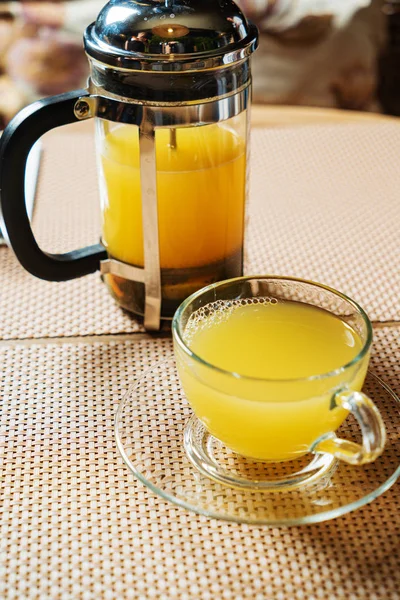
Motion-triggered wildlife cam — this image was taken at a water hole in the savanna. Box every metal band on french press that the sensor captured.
[76,86,250,126]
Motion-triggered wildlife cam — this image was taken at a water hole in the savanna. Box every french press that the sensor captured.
[0,0,258,330]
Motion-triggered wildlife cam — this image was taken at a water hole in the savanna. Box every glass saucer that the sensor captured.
[115,358,400,525]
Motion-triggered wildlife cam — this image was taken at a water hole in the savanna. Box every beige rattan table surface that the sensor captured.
[0,108,399,599]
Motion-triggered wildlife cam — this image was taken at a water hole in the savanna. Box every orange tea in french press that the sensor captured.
[0,0,258,330]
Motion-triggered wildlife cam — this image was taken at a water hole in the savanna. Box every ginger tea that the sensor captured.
[98,122,246,316]
[175,299,368,460]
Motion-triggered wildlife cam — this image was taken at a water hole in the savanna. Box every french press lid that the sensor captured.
[84,0,258,71]
[84,0,258,102]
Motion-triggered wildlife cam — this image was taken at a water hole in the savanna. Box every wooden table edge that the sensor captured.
[41,104,400,138]
[251,104,400,127]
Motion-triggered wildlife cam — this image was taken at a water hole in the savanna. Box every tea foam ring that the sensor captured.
[183,296,278,345]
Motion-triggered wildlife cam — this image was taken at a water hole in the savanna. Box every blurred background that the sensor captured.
[0,0,398,129]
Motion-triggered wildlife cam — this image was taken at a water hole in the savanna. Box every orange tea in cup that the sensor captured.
[178,298,366,461]
[173,276,385,480]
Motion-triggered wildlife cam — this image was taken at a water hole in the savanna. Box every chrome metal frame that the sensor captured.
[80,86,250,330]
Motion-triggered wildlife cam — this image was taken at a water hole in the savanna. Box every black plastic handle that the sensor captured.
[0,89,107,281]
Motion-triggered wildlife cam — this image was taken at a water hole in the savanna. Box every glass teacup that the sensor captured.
[172,276,386,489]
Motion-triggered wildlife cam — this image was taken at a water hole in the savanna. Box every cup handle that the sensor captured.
[311,390,386,465]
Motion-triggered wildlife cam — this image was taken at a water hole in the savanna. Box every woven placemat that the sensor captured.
[0,326,399,600]
[1,121,399,340]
